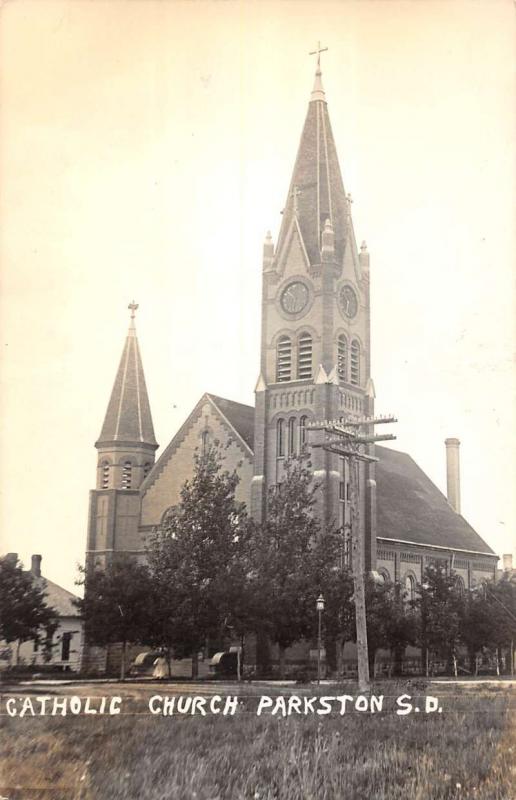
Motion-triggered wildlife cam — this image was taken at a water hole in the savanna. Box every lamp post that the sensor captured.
[316,593,325,685]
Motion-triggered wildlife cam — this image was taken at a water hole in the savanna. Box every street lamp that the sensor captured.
[316,593,325,685]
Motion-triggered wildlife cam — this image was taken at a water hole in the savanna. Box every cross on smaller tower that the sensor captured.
[309,41,328,70]
[128,301,139,320]
[290,185,302,216]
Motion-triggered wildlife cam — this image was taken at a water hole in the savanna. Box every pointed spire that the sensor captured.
[96,304,158,449]
[274,50,350,269]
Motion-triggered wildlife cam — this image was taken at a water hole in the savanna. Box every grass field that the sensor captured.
[0,681,514,799]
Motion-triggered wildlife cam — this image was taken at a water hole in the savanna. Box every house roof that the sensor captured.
[218,399,495,556]
[29,576,81,618]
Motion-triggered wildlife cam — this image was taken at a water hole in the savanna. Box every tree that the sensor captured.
[370,579,418,677]
[0,556,57,664]
[415,564,465,676]
[248,456,323,678]
[76,557,153,679]
[147,443,251,678]
[307,532,355,675]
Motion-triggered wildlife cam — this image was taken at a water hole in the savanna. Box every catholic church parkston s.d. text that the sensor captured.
[85,57,497,674]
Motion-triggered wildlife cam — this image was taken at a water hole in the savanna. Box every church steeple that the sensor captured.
[252,50,374,569]
[96,302,157,450]
[274,46,350,269]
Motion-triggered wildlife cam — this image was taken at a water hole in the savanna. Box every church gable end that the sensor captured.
[140,394,253,528]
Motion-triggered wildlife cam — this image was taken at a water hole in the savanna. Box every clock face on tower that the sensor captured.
[339,285,358,319]
[280,281,309,315]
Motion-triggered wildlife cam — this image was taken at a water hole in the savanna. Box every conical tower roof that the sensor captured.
[96,303,158,449]
[275,56,350,267]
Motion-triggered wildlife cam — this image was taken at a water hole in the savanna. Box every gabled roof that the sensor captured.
[27,576,81,618]
[375,445,495,555]
[206,394,255,450]
[140,393,254,495]
[274,65,351,268]
[97,317,157,449]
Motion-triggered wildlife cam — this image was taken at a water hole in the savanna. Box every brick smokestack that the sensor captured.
[445,438,461,514]
[31,554,42,578]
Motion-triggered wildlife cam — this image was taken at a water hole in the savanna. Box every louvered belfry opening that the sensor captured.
[297,333,312,379]
[121,460,132,489]
[337,334,348,383]
[276,336,292,382]
[350,340,360,386]
[101,461,110,489]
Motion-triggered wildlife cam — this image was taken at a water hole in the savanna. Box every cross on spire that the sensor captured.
[128,300,139,320]
[309,41,328,71]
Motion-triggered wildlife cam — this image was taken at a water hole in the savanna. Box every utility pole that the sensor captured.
[309,414,397,692]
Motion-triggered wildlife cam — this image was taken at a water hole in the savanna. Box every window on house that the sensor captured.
[297,333,313,379]
[61,632,72,662]
[350,340,360,386]
[299,415,308,451]
[288,417,296,456]
[121,461,132,489]
[276,336,292,382]
[337,334,348,383]
[101,461,110,489]
[277,419,285,457]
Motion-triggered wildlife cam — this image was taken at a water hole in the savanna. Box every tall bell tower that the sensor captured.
[86,303,158,567]
[251,50,377,569]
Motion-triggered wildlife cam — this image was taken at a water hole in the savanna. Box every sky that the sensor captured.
[0,0,514,593]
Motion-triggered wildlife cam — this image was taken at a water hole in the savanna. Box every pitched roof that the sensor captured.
[274,65,351,268]
[26,575,81,618]
[212,398,494,556]
[375,445,495,555]
[207,394,255,450]
[96,319,157,449]
[140,393,254,495]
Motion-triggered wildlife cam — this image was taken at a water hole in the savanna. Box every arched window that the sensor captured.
[404,573,416,602]
[455,575,465,595]
[378,568,391,584]
[277,419,285,457]
[337,334,348,383]
[101,461,110,489]
[299,415,308,451]
[350,340,360,386]
[201,430,209,456]
[276,336,292,382]
[297,332,312,380]
[121,461,132,489]
[288,417,296,456]
[143,462,152,479]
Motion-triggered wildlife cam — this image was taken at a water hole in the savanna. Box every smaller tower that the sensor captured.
[86,304,158,566]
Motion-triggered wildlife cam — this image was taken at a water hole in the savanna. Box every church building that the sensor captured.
[86,58,497,654]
